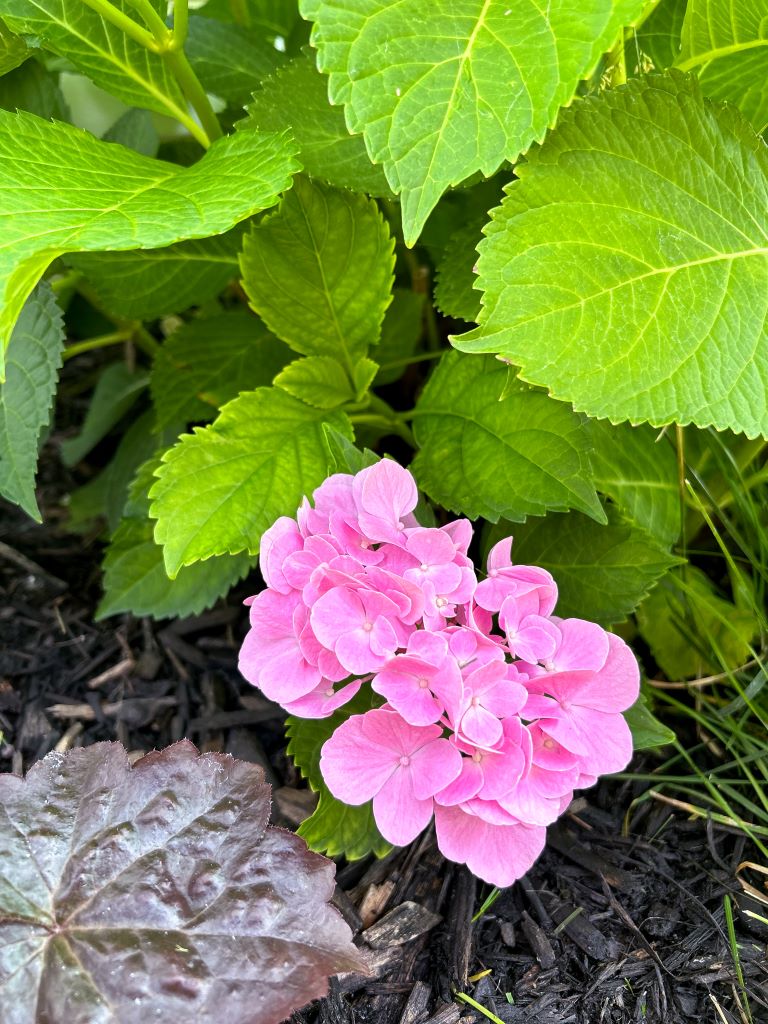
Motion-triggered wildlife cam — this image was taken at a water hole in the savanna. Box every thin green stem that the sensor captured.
[377,350,443,373]
[81,0,160,50]
[125,0,172,40]
[348,413,415,447]
[62,331,133,361]
[170,0,189,47]
[629,0,665,32]
[455,992,506,1024]
[164,48,222,144]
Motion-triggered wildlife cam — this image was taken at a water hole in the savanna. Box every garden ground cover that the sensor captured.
[1,434,765,1024]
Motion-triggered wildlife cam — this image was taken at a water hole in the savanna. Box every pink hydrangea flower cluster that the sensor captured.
[239,461,640,887]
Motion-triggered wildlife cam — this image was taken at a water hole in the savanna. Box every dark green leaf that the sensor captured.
[186,15,283,105]
[61,363,148,467]
[0,285,63,519]
[492,507,681,624]
[412,352,604,523]
[287,691,391,860]
[102,108,158,157]
[625,691,676,748]
[0,59,68,119]
[150,311,291,428]
[374,289,424,385]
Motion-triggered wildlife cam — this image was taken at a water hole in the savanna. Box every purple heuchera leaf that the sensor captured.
[0,740,365,1024]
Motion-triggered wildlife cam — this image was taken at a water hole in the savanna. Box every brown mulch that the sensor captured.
[2,493,767,1024]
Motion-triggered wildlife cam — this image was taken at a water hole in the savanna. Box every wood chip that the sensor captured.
[359,880,396,929]
[521,910,555,969]
[422,1006,461,1024]
[363,901,443,949]
[86,657,134,689]
[398,980,431,1024]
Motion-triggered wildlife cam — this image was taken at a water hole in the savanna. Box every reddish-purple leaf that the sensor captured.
[0,740,366,1024]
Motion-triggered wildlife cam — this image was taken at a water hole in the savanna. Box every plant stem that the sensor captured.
[81,0,159,50]
[377,350,443,373]
[348,413,415,447]
[164,47,223,144]
[228,0,251,27]
[125,0,173,42]
[170,0,189,47]
[62,331,133,361]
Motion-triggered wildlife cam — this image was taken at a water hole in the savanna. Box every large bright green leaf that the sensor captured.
[149,387,350,575]
[274,355,369,409]
[0,285,63,520]
[245,53,392,196]
[589,421,681,547]
[301,0,646,244]
[490,507,681,624]
[60,364,148,467]
[240,175,394,374]
[151,312,291,428]
[456,75,768,439]
[0,111,298,377]
[677,0,768,132]
[97,457,254,620]
[69,229,244,321]
[0,0,187,125]
[0,17,27,74]
[286,691,391,861]
[412,352,603,524]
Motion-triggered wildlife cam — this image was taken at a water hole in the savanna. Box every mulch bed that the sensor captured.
[2,490,767,1024]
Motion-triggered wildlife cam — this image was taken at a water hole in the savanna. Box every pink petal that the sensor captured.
[549,617,610,673]
[259,516,303,593]
[373,769,434,846]
[410,738,463,799]
[459,702,503,749]
[353,460,418,544]
[282,677,362,719]
[320,716,397,804]
[434,804,547,887]
[434,758,483,805]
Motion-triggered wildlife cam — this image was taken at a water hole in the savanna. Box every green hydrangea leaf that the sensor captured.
[274,356,356,409]
[102,108,158,157]
[0,285,63,520]
[97,515,254,619]
[97,456,254,620]
[455,74,768,438]
[374,289,424,386]
[69,228,244,322]
[491,507,682,624]
[150,312,291,429]
[677,0,768,132]
[150,387,350,575]
[412,351,604,524]
[186,15,283,105]
[633,0,685,69]
[61,363,148,467]
[244,53,392,196]
[589,421,681,547]
[0,59,68,119]
[0,112,298,377]
[0,17,28,74]
[636,566,759,679]
[322,424,378,475]
[301,0,646,244]
[0,0,187,124]
[625,690,676,748]
[286,692,391,861]
[434,213,486,323]
[240,176,395,375]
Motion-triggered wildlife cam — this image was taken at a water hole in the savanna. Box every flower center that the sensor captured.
[543,737,555,750]
[398,755,410,767]
[325,687,335,697]
[470,696,480,707]
[362,621,373,633]
[417,676,430,689]
[396,521,405,531]
[472,751,483,763]
[435,597,447,608]
[420,563,429,572]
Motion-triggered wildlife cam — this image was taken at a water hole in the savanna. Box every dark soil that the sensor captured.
[2,473,767,1024]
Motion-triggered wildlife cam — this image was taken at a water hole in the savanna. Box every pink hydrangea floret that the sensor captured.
[239,460,640,887]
